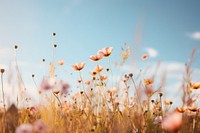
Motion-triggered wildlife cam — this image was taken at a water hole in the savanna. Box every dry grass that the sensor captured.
[0,42,200,133]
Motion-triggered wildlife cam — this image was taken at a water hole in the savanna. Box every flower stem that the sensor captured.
[1,72,7,131]
[108,57,113,88]
[130,76,142,110]
[79,71,91,104]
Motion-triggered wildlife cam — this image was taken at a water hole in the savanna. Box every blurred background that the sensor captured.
[0,0,200,107]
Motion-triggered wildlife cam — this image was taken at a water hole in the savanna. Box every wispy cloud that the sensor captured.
[188,32,200,40]
[145,47,158,58]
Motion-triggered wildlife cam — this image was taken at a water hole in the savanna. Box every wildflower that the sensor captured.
[15,124,33,133]
[141,54,149,60]
[188,106,199,112]
[14,44,18,49]
[161,112,182,132]
[144,86,154,96]
[52,32,56,36]
[90,70,98,77]
[85,81,91,85]
[110,87,118,94]
[33,119,47,133]
[144,78,153,85]
[72,92,81,99]
[53,89,60,94]
[94,65,104,72]
[58,60,64,66]
[28,106,38,116]
[176,107,187,113]
[165,100,173,105]
[61,81,70,94]
[90,55,103,61]
[100,75,107,81]
[121,45,130,63]
[129,73,133,77]
[72,62,86,71]
[40,78,55,90]
[77,78,82,83]
[98,47,113,57]
[53,44,57,48]
[153,116,162,124]
[0,68,5,74]
[159,93,163,97]
[190,82,200,89]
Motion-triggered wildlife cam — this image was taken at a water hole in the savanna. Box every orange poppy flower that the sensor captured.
[90,55,103,61]
[98,47,113,57]
[144,78,154,85]
[176,107,187,113]
[190,82,200,89]
[58,60,64,66]
[72,62,86,71]
[141,54,149,60]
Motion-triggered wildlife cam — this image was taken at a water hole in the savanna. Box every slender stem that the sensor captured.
[14,50,26,103]
[52,92,63,115]
[193,112,197,133]
[108,57,113,88]
[130,77,142,110]
[50,47,55,78]
[1,73,7,132]
[1,73,6,113]
[160,96,163,116]
[79,71,91,104]
[32,77,38,89]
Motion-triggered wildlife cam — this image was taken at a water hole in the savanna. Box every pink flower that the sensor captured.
[28,106,38,116]
[98,47,113,57]
[60,81,70,94]
[153,116,162,124]
[15,124,33,133]
[40,78,56,91]
[72,62,86,71]
[141,54,149,60]
[53,88,60,94]
[100,75,107,81]
[162,111,182,131]
[94,65,104,72]
[58,60,64,66]
[90,55,103,61]
[33,119,47,133]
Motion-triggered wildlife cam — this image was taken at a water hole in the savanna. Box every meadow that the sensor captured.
[0,33,200,133]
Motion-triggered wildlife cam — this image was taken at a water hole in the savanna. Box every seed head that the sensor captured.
[129,73,133,77]
[14,45,18,49]
[53,44,57,48]
[0,68,5,74]
[52,32,56,36]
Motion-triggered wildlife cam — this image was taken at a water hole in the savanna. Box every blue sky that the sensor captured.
[0,0,200,106]
[0,0,200,64]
